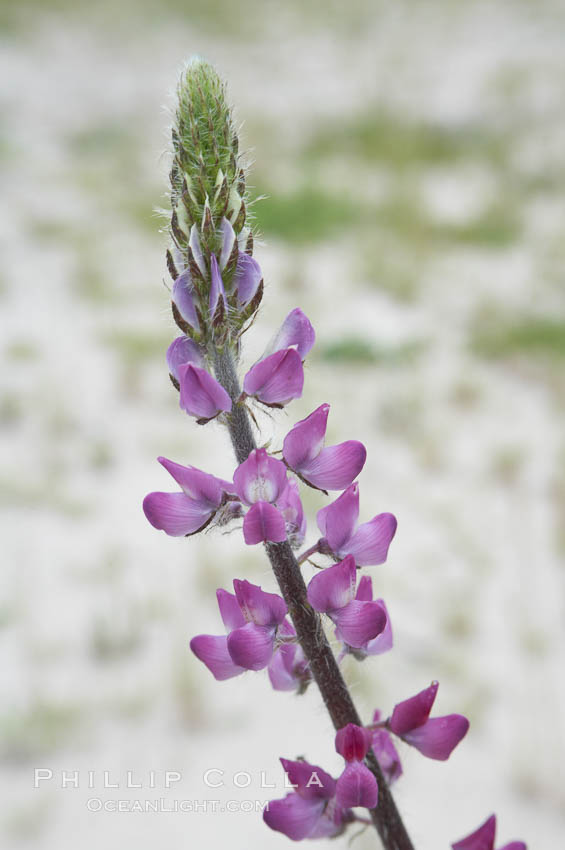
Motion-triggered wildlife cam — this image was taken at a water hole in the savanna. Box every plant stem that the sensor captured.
[213,346,415,850]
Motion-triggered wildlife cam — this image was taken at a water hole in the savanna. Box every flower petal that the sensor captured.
[355,575,373,602]
[209,254,227,317]
[266,307,316,359]
[172,271,200,331]
[227,622,276,670]
[341,512,397,566]
[268,645,300,692]
[189,634,245,680]
[263,793,324,841]
[142,491,213,536]
[364,599,393,655]
[300,441,367,491]
[233,448,288,505]
[336,762,378,810]
[402,714,470,761]
[335,724,371,762]
[333,600,387,649]
[283,404,329,469]
[451,814,496,850]
[216,588,246,631]
[276,479,306,546]
[243,348,304,406]
[232,579,287,626]
[499,844,527,850]
[219,216,236,270]
[189,224,206,277]
[316,484,359,553]
[166,336,204,381]
[280,758,336,801]
[235,252,262,306]
[157,456,232,505]
[307,555,357,614]
[178,363,232,420]
[309,800,348,839]
[372,729,402,785]
[389,681,439,735]
[243,502,287,544]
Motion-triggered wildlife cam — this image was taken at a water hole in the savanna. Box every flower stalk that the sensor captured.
[213,345,414,850]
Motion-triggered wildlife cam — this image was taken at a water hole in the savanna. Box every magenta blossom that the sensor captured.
[370,710,402,785]
[178,362,232,422]
[316,483,397,567]
[268,620,311,693]
[190,579,287,677]
[347,576,393,658]
[307,555,387,649]
[243,347,304,407]
[233,448,289,544]
[143,457,236,537]
[283,403,366,491]
[387,681,469,761]
[243,308,315,407]
[264,758,351,841]
[166,335,204,383]
[335,724,378,809]
[452,814,526,850]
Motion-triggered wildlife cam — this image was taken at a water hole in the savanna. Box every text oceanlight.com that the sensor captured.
[85,799,269,813]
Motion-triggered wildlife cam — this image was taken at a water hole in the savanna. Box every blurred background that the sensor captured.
[1,0,564,847]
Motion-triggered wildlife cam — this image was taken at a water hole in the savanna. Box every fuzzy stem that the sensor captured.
[214,345,415,850]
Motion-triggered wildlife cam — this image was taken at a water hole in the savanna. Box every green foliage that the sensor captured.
[472,317,565,359]
[319,337,425,365]
[254,187,359,242]
[305,109,508,169]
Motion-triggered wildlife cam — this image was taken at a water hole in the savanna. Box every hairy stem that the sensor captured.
[214,346,415,850]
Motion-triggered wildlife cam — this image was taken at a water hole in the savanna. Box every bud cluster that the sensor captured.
[167,59,262,353]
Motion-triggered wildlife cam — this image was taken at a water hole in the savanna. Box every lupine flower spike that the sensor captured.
[142,59,525,850]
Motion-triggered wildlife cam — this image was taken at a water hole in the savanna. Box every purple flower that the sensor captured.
[243,348,304,407]
[227,579,288,670]
[178,362,232,422]
[233,448,289,544]
[283,404,366,491]
[276,479,306,548]
[334,724,378,809]
[242,308,315,407]
[268,620,311,692]
[219,216,263,306]
[172,270,200,332]
[190,580,287,678]
[387,681,470,761]
[306,555,387,649]
[452,814,526,850]
[348,576,393,657]
[370,710,402,785]
[234,252,262,306]
[143,456,235,537]
[264,758,350,841]
[166,335,204,383]
[316,483,397,567]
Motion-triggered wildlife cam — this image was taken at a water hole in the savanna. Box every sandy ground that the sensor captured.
[1,1,564,847]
